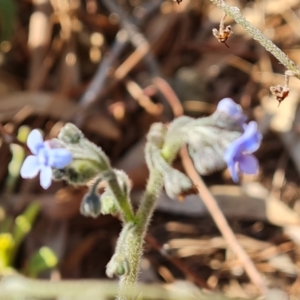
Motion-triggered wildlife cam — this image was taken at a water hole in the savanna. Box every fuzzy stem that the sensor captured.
[116,227,141,300]
[106,171,135,223]
[117,169,164,300]
[107,223,134,279]
[210,0,300,79]
[136,169,164,231]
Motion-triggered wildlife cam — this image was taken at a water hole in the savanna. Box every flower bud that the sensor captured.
[161,116,194,162]
[114,169,132,196]
[58,123,84,144]
[163,168,194,200]
[106,254,130,278]
[146,123,167,149]
[80,192,101,218]
[100,189,119,215]
[53,159,103,185]
[215,98,247,125]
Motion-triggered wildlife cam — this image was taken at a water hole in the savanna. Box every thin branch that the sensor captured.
[210,0,300,79]
[180,147,268,296]
[145,234,209,289]
[79,0,163,107]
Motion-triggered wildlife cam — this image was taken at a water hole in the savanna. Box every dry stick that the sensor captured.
[210,0,300,80]
[27,0,53,90]
[269,151,288,198]
[101,0,160,76]
[76,40,153,125]
[152,77,184,118]
[100,0,173,118]
[180,147,268,296]
[50,0,80,95]
[75,1,166,127]
[145,234,209,289]
[30,36,65,91]
[125,79,163,115]
[79,34,126,107]
[78,0,163,107]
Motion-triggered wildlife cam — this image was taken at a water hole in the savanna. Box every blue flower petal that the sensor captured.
[228,160,239,183]
[217,98,247,124]
[238,154,259,174]
[240,122,262,153]
[47,148,73,169]
[20,156,41,178]
[39,165,52,189]
[224,120,261,182]
[224,141,239,166]
[27,129,44,155]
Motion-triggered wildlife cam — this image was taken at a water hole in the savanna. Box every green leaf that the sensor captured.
[5,126,30,193]
[26,247,58,278]
[12,201,40,249]
[0,0,16,42]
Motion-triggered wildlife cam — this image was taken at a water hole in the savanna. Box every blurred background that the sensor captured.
[1,0,300,299]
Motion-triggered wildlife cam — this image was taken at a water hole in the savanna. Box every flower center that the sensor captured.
[37,148,49,166]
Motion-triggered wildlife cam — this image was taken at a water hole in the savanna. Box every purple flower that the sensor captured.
[20,130,73,189]
[216,98,247,125]
[224,121,262,182]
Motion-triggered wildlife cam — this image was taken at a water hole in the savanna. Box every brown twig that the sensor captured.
[152,77,184,118]
[125,79,163,116]
[269,151,288,199]
[78,0,163,107]
[30,36,65,91]
[75,0,170,127]
[180,147,268,296]
[78,35,126,107]
[27,0,53,90]
[145,234,209,289]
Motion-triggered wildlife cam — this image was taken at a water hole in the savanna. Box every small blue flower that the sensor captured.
[216,98,247,125]
[224,121,262,182]
[20,129,73,189]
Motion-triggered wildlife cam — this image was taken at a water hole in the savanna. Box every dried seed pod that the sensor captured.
[212,25,233,48]
[212,13,233,48]
[270,85,290,107]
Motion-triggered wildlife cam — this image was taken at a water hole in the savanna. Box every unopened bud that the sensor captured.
[164,169,194,200]
[54,160,103,185]
[114,169,132,196]
[106,254,130,278]
[146,123,167,149]
[80,192,101,218]
[100,190,119,215]
[58,123,84,144]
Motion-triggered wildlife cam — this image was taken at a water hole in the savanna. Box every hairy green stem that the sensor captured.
[116,227,142,300]
[117,169,164,300]
[107,223,133,279]
[211,0,300,79]
[136,169,164,231]
[107,172,135,223]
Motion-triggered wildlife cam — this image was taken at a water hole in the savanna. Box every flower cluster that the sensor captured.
[217,98,262,182]
[20,99,261,191]
[20,130,73,189]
